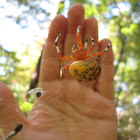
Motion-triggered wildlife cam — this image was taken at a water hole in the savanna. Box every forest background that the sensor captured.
[0,0,140,139]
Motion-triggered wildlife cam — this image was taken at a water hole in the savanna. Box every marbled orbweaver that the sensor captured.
[55,25,110,82]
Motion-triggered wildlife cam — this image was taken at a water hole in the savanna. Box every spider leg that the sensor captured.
[85,41,111,59]
[61,60,75,71]
[71,44,76,52]
[55,33,72,60]
[84,39,88,54]
[86,36,94,54]
[77,25,83,51]
[95,55,100,62]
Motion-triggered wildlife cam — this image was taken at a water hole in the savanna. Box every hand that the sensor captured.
[0,4,117,140]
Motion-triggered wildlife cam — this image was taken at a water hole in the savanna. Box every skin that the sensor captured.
[0,4,117,140]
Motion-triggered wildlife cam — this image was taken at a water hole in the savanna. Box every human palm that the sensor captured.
[0,4,117,140]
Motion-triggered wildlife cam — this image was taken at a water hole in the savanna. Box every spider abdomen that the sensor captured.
[69,60,101,82]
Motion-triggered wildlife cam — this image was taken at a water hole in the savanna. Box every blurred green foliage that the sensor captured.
[0,0,140,139]
[19,101,33,115]
[57,0,65,14]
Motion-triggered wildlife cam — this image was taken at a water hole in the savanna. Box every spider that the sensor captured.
[55,25,111,82]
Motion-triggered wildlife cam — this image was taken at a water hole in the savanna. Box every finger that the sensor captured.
[80,17,99,88]
[63,4,85,79]
[95,39,115,101]
[39,15,67,82]
[0,82,28,136]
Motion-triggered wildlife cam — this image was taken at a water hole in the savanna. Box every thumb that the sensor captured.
[0,82,28,136]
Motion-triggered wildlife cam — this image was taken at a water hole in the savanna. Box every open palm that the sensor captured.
[0,4,117,140]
